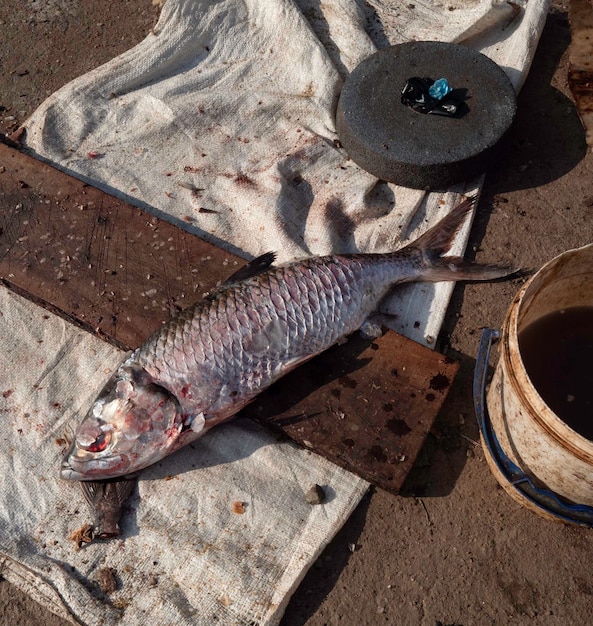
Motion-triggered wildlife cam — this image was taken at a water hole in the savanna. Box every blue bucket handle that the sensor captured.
[473,328,593,527]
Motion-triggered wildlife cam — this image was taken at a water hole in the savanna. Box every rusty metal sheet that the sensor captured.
[569,0,593,148]
[0,140,458,493]
[245,330,458,494]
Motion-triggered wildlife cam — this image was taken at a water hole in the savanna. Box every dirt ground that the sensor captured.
[1,0,593,624]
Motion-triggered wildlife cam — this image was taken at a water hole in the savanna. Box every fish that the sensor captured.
[61,196,513,481]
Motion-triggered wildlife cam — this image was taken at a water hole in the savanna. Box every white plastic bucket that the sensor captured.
[475,244,593,525]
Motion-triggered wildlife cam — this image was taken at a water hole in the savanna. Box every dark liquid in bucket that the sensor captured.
[518,306,593,441]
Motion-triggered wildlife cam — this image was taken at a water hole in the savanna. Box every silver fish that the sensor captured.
[61,197,512,480]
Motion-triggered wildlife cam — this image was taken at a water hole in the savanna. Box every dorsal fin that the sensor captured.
[402,196,476,257]
[224,252,276,284]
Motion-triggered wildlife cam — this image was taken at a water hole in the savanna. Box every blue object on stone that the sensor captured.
[428,78,452,100]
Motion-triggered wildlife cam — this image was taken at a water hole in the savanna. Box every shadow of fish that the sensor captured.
[61,196,514,480]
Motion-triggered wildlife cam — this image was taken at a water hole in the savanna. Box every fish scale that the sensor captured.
[62,197,514,480]
[138,256,380,414]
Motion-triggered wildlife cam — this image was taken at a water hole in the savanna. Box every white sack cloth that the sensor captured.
[0,286,368,625]
[2,1,549,624]
[24,0,550,347]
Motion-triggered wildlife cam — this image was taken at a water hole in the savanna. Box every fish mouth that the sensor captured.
[60,462,88,481]
[60,454,131,481]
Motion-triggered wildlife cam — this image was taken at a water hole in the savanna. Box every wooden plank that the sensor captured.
[0,141,240,349]
[0,141,457,493]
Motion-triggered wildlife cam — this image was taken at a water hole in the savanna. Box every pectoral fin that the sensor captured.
[224,252,276,284]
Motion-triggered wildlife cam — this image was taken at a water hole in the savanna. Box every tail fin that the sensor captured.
[403,196,516,282]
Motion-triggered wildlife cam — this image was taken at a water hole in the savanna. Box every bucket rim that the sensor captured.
[503,244,593,462]
[474,330,593,526]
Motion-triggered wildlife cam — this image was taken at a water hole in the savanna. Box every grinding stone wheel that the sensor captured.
[336,41,517,190]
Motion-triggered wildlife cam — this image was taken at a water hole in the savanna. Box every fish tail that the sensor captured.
[403,196,516,281]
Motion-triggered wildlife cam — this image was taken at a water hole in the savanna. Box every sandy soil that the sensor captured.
[1,1,593,624]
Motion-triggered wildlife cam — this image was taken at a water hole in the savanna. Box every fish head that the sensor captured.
[61,365,183,480]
